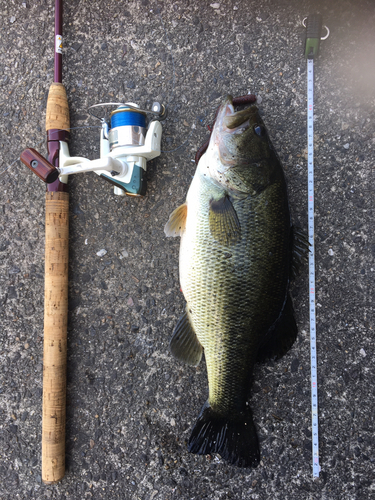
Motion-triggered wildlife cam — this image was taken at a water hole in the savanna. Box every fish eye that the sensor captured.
[253,124,266,137]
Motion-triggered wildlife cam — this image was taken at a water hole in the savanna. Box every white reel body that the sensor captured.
[58,102,163,196]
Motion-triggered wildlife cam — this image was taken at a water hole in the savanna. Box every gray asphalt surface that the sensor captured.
[1,0,374,499]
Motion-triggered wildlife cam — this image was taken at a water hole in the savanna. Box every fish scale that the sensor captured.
[181,168,291,415]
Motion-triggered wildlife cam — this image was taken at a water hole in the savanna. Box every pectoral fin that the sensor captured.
[170,307,203,366]
[209,195,241,246]
[164,203,187,237]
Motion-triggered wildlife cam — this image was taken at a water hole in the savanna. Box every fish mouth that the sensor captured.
[209,96,258,170]
[213,96,256,139]
[210,96,234,144]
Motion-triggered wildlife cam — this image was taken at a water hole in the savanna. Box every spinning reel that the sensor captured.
[21,101,166,196]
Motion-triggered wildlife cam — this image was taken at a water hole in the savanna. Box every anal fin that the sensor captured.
[170,307,203,366]
[257,293,297,362]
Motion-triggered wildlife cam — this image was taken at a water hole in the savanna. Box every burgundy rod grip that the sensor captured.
[20,148,60,184]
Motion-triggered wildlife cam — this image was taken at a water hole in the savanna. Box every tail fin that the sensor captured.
[188,401,260,468]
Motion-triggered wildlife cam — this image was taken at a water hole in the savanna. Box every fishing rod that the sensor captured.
[20,0,165,484]
[23,0,70,484]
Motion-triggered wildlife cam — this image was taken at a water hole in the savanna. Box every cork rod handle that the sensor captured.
[42,191,69,484]
[46,82,70,133]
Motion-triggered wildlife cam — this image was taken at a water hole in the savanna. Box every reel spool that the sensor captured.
[105,104,148,196]
[109,105,147,150]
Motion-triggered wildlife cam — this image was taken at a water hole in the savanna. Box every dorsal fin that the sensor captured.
[257,293,297,362]
[290,226,310,278]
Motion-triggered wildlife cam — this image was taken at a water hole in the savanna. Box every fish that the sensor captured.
[164,95,306,467]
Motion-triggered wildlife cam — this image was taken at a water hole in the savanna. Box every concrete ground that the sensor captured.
[0,0,374,498]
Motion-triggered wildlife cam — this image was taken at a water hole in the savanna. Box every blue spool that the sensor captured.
[110,108,146,129]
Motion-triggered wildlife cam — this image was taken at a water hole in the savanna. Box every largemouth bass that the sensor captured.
[165,95,304,467]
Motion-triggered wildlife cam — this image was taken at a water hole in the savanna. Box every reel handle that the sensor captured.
[20,148,60,184]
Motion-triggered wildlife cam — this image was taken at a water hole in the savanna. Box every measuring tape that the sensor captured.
[307,55,320,478]
[303,14,329,478]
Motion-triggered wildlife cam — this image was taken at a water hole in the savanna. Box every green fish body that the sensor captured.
[165,96,301,467]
